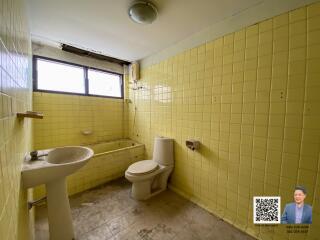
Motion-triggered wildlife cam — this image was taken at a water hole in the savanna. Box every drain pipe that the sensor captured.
[28,196,47,210]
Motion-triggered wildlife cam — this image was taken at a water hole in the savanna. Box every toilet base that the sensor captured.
[131,182,167,200]
[128,167,173,200]
[131,180,151,200]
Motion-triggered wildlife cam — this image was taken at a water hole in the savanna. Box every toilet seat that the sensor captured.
[127,160,158,175]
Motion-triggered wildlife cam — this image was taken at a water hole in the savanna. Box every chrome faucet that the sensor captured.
[30,151,48,161]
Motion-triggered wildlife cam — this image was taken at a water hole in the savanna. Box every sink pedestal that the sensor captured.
[46,177,74,240]
[22,146,94,239]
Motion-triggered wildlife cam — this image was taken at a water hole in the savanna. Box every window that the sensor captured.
[33,56,123,98]
[88,69,122,97]
[37,58,85,94]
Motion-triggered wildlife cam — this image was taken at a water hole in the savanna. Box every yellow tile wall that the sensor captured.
[0,0,33,239]
[32,92,127,198]
[123,73,130,137]
[33,92,126,149]
[128,3,320,240]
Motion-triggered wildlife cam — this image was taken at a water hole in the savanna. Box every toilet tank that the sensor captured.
[153,137,174,166]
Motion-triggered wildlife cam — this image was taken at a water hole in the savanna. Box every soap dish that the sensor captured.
[17,111,44,119]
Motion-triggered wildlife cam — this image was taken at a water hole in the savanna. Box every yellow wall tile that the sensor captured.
[307,43,320,59]
[289,47,306,61]
[259,19,273,33]
[289,7,307,23]
[127,3,320,240]
[246,24,259,37]
[273,38,289,53]
[289,33,307,49]
[33,93,126,150]
[307,15,320,32]
[0,0,33,239]
[289,20,306,36]
[274,13,289,28]
[307,2,320,18]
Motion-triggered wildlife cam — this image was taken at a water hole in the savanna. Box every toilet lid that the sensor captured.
[127,160,158,175]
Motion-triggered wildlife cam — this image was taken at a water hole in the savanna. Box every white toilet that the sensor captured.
[125,137,174,200]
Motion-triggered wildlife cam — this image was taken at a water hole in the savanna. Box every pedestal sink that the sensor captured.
[22,146,94,240]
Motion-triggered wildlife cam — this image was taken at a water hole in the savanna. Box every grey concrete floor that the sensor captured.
[35,178,256,240]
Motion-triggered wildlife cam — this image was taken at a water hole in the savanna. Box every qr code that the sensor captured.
[253,196,281,224]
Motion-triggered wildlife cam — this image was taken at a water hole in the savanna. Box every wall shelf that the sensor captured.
[17,111,44,119]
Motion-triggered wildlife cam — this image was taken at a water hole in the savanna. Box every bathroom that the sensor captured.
[1,0,320,239]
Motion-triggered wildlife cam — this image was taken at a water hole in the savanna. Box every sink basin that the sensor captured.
[21,146,93,240]
[22,146,94,188]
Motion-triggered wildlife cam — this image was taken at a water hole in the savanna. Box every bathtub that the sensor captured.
[33,139,145,199]
[66,139,145,196]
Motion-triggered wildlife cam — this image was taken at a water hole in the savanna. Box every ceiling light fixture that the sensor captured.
[128,1,158,24]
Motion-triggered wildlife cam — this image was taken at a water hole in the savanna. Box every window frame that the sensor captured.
[33,55,124,99]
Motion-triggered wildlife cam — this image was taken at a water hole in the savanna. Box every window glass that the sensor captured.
[88,69,122,97]
[37,58,85,93]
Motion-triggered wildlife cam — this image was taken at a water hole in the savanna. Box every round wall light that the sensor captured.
[128,1,158,24]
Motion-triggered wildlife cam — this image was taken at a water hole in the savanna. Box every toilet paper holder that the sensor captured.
[186,139,200,151]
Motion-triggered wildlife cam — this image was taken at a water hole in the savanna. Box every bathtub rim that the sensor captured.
[85,139,144,157]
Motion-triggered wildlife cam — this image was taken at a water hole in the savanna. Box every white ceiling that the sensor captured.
[26,0,263,62]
